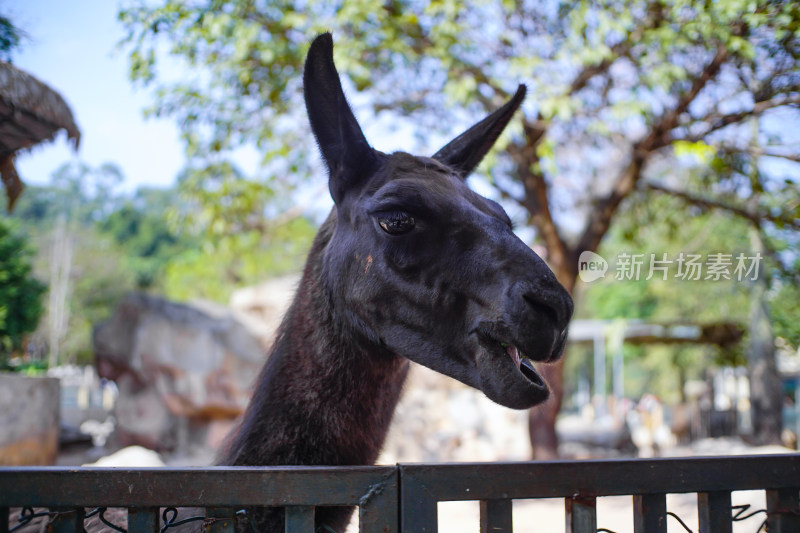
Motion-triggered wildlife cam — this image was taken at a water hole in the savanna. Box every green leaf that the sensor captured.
[673,141,717,164]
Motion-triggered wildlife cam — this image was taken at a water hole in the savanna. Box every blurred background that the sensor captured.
[0,0,798,472]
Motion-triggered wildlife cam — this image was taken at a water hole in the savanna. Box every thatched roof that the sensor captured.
[0,61,80,209]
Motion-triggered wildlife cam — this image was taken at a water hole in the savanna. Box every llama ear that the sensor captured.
[433,85,527,179]
[304,33,381,204]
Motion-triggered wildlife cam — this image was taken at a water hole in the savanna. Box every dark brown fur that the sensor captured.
[217,33,572,532]
[220,215,409,531]
[7,32,574,533]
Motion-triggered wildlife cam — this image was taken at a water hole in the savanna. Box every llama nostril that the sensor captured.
[523,294,561,328]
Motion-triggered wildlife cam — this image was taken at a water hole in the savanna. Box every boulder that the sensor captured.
[378,364,532,464]
[93,293,266,452]
[0,374,60,465]
[229,275,299,348]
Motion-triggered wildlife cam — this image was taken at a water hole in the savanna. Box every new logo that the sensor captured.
[578,251,608,283]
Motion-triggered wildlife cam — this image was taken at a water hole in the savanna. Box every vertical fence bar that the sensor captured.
[633,494,666,533]
[207,507,236,533]
[50,507,85,533]
[479,499,512,533]
[285,506,315,533]
[128,507,160,533]
[766,488,800,533]
[1,507,8,533]
[359,471,399,533]
[697,491,731,533]
[400,469,438,533]
[566,496,597,533]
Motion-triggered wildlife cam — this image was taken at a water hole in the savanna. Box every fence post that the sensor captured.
[633,494,666,533]
[766,488,800,533]
[128,507,160,533]
[697,491,731,533]
[400,467,438,533]
[566,496,597,533]
[50,507,85,533]
[285,506,315,533]
[480,499,512,533]
[359,469,399,533]
[207,507,236,533]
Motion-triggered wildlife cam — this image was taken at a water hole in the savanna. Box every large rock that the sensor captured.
[229,275,299,348]
[379,364,532,464]
[0,374,60,465]
[93,293,266,452]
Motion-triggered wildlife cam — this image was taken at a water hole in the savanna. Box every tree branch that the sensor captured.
[576,154,647,256]
[717,144,800,164]
[568,42,629,95]
[569,3,666,95]
[759,229,800,286]
[682,93,800,143]
[645,182,800,229]
[647,183,800,284]
[575,43,731,256]
[507,123,571,275]
[642,45,730,152]
[450,63,509,108]
[503,5,672,278]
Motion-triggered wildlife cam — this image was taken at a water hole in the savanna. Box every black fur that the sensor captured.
[219,34,573,532]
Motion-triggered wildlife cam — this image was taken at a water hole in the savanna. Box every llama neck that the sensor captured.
[221,245,409,468]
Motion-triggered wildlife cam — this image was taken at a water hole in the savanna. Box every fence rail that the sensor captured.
[2,454,799,533]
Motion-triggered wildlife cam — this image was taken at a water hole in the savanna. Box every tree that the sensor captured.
[0,14,25,62]
[157,160,316,302]
[97,190,188,289]
[120,0,800,457]
[572,195,755,417]
[0,218,45,363]
[7,163,140,366]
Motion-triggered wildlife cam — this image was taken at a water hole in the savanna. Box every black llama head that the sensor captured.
[304,33,572,409]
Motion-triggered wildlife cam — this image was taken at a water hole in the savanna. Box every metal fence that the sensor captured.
[2,454,799,533]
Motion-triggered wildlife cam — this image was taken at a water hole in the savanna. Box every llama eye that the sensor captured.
[377,211,415,235]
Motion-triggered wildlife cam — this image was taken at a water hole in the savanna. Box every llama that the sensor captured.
[218,33,573,532]
[7,32,572,533]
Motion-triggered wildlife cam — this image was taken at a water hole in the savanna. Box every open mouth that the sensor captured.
[501,342,545,387]
[471,328,553,408]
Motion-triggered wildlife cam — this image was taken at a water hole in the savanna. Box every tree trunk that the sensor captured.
[528,360,565,460]
[528,260,576,460]
[48,214,72,368]
[746,230,783,445]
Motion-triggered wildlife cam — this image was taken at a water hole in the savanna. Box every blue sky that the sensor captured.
[5,0,184,192]
[2,0,417,205]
